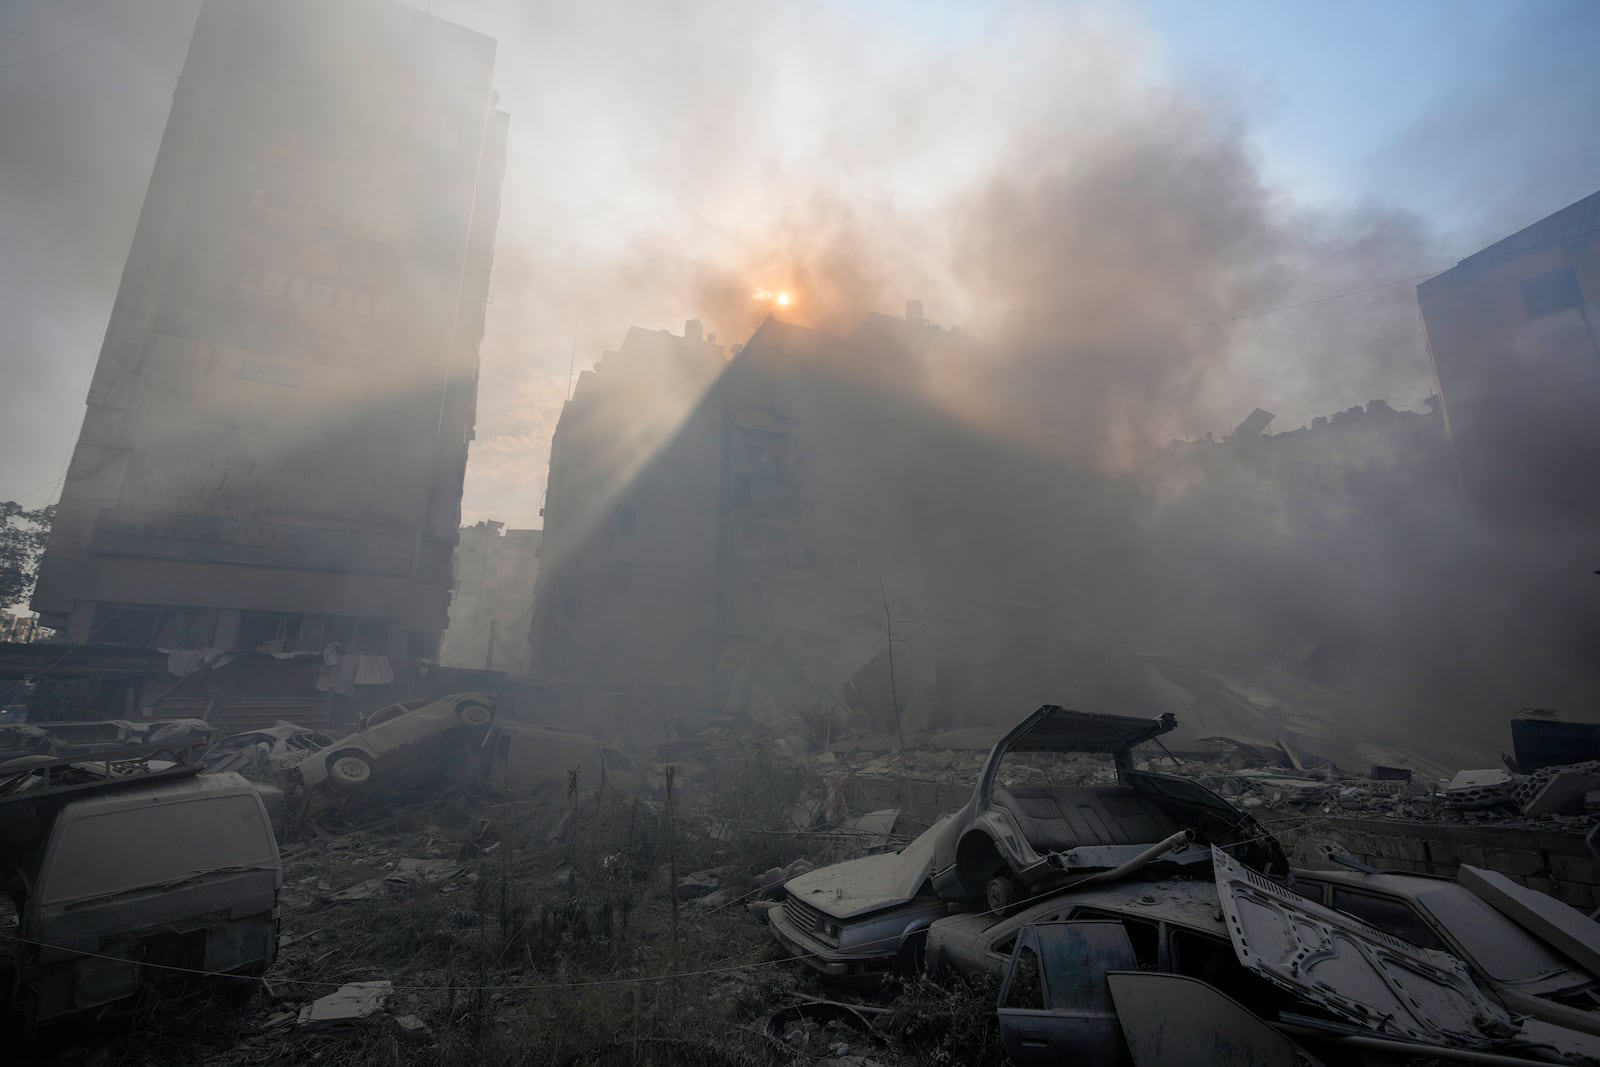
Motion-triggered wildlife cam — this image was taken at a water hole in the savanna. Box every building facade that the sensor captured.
[33,0,506,658]
[441,521,541,673]
[1416,190,1600,519]
[526,308,961,740]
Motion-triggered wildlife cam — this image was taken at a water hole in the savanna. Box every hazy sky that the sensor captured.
[1,0,1595,527]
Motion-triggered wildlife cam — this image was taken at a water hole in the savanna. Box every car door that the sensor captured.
[998,921,1136,1066]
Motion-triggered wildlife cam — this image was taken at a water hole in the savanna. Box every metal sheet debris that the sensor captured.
[1211,845,1518,1047]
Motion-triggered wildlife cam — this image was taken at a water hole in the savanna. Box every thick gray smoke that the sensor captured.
[3,0,1594,762]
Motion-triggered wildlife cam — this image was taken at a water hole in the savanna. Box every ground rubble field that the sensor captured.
[62,754,1003,1067]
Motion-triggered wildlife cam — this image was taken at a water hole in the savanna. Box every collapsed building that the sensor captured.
[30,0,507,672]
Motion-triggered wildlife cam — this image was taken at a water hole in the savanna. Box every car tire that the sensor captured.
[328,751,373,789]
[894,928,929,980]
[986,875,1019,918]
[458,702,492,727]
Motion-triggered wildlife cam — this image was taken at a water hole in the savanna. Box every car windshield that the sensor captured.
[1416,887,1583,985]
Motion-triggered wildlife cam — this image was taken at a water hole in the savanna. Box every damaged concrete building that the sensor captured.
[31,0,507,663]
[440,521,541,673]
[1417,188,1600,517]
[527,307,1002,741]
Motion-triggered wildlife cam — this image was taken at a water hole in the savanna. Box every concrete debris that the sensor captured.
[296,981,393,1027]
[1445,768,1518,809]
[676,869,723,900]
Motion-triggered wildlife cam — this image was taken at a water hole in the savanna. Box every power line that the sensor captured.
[1194,225,1600,327]
[0,0,104,63]
[0,0,184,74]
[0,811,1328,994]
[1189,270,1444,327]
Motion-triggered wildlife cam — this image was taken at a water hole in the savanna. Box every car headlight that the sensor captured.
[820,920,842,941]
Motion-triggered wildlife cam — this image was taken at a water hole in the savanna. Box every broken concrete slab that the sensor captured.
[297,981,393,1027]
[1458,864,1600,978]
[1522,768,1600,818]
[1445,768,1518,809]
[386,858,465,885]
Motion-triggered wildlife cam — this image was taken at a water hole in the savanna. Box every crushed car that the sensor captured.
[925,706,1286,914]
[768,705,1287,983]
[0,740,282,1033]
[1289,863,1600,1038]
[205,722,335,776]
[982,850,1600,1065]
[294,691,496,792]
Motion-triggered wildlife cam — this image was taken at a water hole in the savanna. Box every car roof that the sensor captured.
[55,771,264,818]
[934,877,1227,946]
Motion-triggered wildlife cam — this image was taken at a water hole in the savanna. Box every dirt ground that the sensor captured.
[15,754,1002,1067]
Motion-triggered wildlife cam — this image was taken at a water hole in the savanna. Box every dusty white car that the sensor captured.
[296,691,496,791]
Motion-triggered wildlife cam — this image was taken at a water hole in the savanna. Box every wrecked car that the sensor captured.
[769,705,1286,983]
[926,876,1250,986]
[1290,864,1600,1037]
[768,814,956,983]
[205,722,335,776]
[985,853,1600,1066]
[925,706,1285,914]
[295,690,495,792]
[1,743,281,1032]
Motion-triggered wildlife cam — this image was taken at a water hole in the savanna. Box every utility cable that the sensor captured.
[0,0,184,73]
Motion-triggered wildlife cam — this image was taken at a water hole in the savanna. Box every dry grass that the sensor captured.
[54,765,996,1066]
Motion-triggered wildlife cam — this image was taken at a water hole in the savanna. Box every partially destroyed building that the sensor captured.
[528,308,975,739]
[33,0,507,660]
[440,521,541,673]
[1419,189,1600,445]
[1418,189,1600,526]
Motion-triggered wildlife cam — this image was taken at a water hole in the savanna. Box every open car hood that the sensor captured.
[784,815,949,919]
[1211,846,1519,1048]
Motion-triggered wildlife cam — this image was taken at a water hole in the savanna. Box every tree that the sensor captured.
[0,502,54,610]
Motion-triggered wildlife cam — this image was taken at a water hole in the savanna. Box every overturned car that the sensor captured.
[768,706,1287,982]
[294,691,496,793]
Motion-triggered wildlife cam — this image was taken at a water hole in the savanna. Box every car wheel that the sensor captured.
[458,702,492,727]
[986,874,1019,918]
[328,751,373,789]
[894,928,929,979]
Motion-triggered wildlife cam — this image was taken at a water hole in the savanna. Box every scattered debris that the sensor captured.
[297,981,393,1028]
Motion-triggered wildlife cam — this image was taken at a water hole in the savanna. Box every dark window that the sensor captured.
[1001,946,1046,1010]
[406,630,438,659]
[1330,888,1448,952]
[1521,268,1584,320]
[1071,910,1160,968]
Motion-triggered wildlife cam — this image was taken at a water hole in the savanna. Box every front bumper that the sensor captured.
[766,908,895,983]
